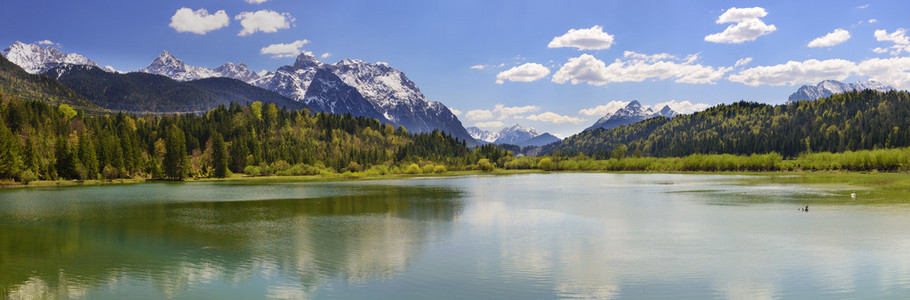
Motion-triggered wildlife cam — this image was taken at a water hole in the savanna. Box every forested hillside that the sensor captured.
[44,65,305,113]
[547,90,910,158]
[0,55,98,110]
[0,92,506,182]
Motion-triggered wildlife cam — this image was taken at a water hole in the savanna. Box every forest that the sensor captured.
[0,92,510,183]
[546,89,910,159]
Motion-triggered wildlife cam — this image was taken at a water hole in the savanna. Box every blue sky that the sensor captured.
[3,0,910,137]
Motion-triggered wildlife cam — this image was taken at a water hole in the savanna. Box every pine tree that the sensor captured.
[78,133,98,177]
[163,124,188,180]
[211,132,229,178]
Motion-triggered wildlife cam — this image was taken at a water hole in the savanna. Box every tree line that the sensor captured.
[546,90,910,159]
[0,92,511,183]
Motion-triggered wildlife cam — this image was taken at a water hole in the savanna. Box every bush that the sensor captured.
[406,163,422,174]
[537,157,557,171]
[477,159,494,172]
[102,165,120,180]
[17,169,37,184]
[433,165,447,173]
[243,165,262,176]
[421,164,435,174]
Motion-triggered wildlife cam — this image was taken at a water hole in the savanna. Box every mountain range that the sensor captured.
[467,124,561,147]
[0,53,97,109]
[788,80,894,102]
[586,100,679,131]
[2,41,476,145]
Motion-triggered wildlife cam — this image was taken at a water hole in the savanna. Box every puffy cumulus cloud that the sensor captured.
[547,25,615,50]
[320,52,331,59]
[260,40,310,58]
[526,112,584,124]
[578,101,629,116]
[727,59,855,86]
[873,28,910,55]
[856,57,910,89]
[465,109,494,121]
[705,7,776,44]
[494,104,539,119]
[808,29,851,48]
[552,53,731,86]
[245,0,269,3]
[734,57,753,67]
[728,57,910,89]
[474,121,505,129]
[651,100,712,114]
[169,8,230,35]
[496,63,550,84]
[235,10,294,36]
[449,108,462,116]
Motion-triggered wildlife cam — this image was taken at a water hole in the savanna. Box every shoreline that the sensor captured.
[4,169,910,190]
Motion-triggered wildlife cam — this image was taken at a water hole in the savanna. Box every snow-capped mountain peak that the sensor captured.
[293,53,322,69]
[1,41,99,74]
[788,80,895,102]
[585,100,679,131]
[467,127,500,143]
[214,62,260,83]
[141,50,219,81]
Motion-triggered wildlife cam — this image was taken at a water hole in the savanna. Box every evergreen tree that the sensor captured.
[0,118,22,179]
[55,138,77,179]
[78,133,98,177]
[211,132,229,178]
[163,124,188,180]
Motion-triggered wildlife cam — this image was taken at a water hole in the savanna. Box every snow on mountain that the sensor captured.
[467,127,500,143]
[140,51,263,83]
[788,80,895,102]
[585,100,679,131]
[249,53,476,144]
[468,124,560,147]
[494,124,543,145]
[1,41,98,74]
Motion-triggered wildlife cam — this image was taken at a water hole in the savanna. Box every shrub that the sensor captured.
[477,159,494,172]
[406,163,422,174]
[433,165,447,173]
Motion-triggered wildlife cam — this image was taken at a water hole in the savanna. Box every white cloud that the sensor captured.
[35,40,55,45]
[496,63,550,84]
[235,10,294,36]
[705,7,776,44]
[728,59,855,86]
[494,104,539,117]
[474,121,505,129]
[470,64,485,70]
[548,25,616,50]
[169,8,230,35]
[465,109,494,121]
[260,40,310,58]
[245,0,269,4]
[808,29,851,48]
[526,112,584,124]
[651,100,712,114]
[320,52,331,59]
[735,57,753,67]
[578,101,629,116]
[874,28,910,55]
[450,108,462,116]
[552,53,730,86]
[858,4,869,9]
[727,57,910,89]
[869,19,878,24]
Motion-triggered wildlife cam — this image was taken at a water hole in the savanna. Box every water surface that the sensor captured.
[2,173,909,299]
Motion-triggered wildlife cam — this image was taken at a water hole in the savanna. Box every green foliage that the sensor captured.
[547,90,910,159]
[211,132,229,178]
[0,93,510,182]
[406,163,422,174]
[477,158,494,172]
[163,124,188,180]
[58,104,77,119]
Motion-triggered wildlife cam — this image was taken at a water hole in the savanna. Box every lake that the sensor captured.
[2,173,910,299]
